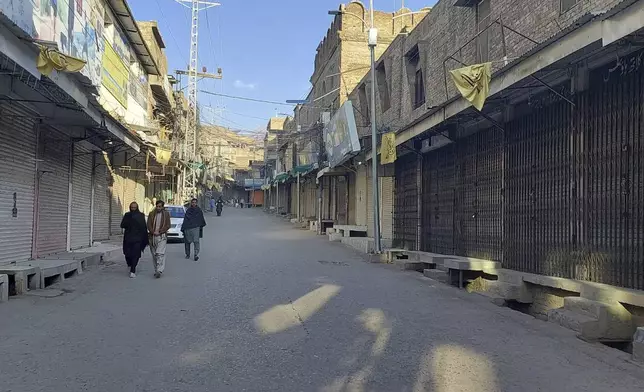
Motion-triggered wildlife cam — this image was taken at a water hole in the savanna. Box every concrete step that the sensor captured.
[548,308,597,334]
[563,297,606,318]
[399,261,435,272]
[423,269,449,283]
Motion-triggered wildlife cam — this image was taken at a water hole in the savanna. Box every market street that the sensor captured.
[0,208,643,392]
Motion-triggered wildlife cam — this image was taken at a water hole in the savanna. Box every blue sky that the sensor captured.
[130,0,436,136]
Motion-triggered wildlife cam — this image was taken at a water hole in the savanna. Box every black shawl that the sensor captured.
[182,206,206,231]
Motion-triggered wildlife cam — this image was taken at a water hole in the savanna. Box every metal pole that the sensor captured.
[297,172,301,221]
[369,0,382,253]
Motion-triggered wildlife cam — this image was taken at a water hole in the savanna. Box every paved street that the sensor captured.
[1,208,643,392]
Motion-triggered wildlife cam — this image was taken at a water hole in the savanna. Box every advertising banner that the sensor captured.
[102,40,129,108]
[324,101,360,168]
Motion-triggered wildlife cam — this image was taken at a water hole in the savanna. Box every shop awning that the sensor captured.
[291,163,316,176]
[273,172,290,184]
[316,166,349,180]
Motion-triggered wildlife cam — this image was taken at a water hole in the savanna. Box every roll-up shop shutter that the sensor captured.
[367,165,374,237]
[356,165,367,227]
[380,176,394,241]
[0,104,37,263]
[110,173,126,236]
[70,144,93,249]
[36,127,71,256]
[92,153,111,241]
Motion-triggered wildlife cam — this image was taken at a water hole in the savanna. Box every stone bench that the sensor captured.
[332,225,368,238]
[0,274,8,302]
[0,265,41,295]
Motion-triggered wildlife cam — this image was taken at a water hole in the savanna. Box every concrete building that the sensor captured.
[283,1,428,227]
[0,0,181,268]
[325,0,644,344]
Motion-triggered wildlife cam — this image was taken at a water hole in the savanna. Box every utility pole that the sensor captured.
[175,0,222,203]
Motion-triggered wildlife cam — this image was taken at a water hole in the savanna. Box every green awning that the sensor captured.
[273,173,290,184]
[291,163,315,175]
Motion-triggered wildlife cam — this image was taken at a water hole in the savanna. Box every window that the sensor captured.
[414,69,425,109]
[476,0,491,62]
[406,45,424,109]
[560,0,579,13]
[376,62,391,112]
[167,206,185,218]
[358,84,370,124]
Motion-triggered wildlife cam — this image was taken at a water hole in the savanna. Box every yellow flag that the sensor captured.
[449,62,492,111]
[36,46,86,76]
[155,148,172,165]
[381,132,397,165]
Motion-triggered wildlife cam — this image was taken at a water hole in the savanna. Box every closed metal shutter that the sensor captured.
[336,176,348,225]
[422,145,456,254]
[0,104,37,263]
[380,176,394,240]
[70,144,93,249]
[356,165,367,226]
[347,172,357,225]
[367,165,374,237]
[394,153,419,249]
[92,153,111,241]
[110,173,126,236]
[36,127,71,256]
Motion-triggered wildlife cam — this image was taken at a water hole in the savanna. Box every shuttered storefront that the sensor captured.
[70,144,93,249]
[455,128,504,260]
[0,104,37,263]
[347,172,357,225]
[93,153,111,241]
[575,58,644,289]
[355,164,368,227]
[380,176,394,241]
[110,173,127,236]
[394,153,419,250]
[36,127,71,256]
[422,145,456,254]
[506,95,571,276]
[336,176,348,225]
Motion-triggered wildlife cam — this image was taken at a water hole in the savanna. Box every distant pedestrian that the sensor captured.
[120,202,148,278]
[182,198,207,261]
[147,200,171,278]
[209,197,215,212]
[240,198,245,209]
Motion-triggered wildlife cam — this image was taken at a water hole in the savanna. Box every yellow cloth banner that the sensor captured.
[449,62,492,111]
[36,46,86,76]
[155,148,171,166]
[381,132,397,165]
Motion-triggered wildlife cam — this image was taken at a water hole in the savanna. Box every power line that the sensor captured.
[199,90,328,109]
[154,0,189,64]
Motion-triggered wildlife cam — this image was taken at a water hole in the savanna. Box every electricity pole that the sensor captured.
[175,0,222,202]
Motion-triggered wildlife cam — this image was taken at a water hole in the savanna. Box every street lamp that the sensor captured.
[329,1,381,253]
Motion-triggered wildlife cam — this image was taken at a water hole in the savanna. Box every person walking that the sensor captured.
[182,198,206,261]
[147,200,171,278]
[209,197,215,212]
[120,202,148,278]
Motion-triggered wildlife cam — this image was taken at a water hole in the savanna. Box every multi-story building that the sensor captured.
[277,1,428,224]
[319,0,644,341]
[0,0,181,264]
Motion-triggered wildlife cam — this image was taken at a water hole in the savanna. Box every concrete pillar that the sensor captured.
[634,327,644,364]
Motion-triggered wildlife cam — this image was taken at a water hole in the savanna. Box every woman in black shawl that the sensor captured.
[120,202,148,278]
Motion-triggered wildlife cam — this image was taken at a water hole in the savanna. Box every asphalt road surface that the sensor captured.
[1,208,643,392]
